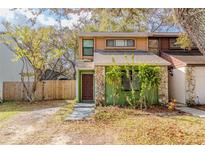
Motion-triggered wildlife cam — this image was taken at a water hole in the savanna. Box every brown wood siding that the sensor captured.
[136,37,148,51]
[95,37,105,50]
[160,38,170,51]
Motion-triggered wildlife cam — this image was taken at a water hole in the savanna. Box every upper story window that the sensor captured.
[83,39,94,56]
[169,38,181,49]
[106,39,135,47]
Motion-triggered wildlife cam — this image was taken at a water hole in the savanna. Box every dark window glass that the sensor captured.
[83,48,93,56]
[127,40,135,47]
[106,40,115,47]
[121,70,140,91]
[83,40,94,56]
[122,71,131,91]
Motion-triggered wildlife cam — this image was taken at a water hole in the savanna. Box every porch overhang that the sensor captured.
[76,60,94,70]
[94,50,170,66]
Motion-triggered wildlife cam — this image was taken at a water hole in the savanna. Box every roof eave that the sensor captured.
[94,63,170,66]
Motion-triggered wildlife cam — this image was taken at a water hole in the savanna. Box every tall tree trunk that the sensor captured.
[174,9,205,53]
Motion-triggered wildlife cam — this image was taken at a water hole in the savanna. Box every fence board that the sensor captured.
[3,80,76,101]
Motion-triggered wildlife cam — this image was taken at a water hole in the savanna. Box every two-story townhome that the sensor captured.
[76,32,170,105]
[154,33,205,105]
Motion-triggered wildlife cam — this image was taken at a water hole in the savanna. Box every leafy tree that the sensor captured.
[82,8,177,32]
[106,59,122,106]
[108,54,161,109]
[174,8,205,53]
[123,55,139,108]
[0,24,72,102]
[22,8,178,33]
[176,33,193,51]
[138,65,161,109]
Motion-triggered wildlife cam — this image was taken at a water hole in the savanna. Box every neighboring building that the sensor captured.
[148,32,199,55]
[76,32,170,105]
[151,33,205,105]
[148,32,181,55]
[0,42,23,98]
[161,51,205,105]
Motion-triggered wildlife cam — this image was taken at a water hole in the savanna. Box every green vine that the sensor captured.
[106,57,161,109]
[138,64,161,109]
[106,60,122,105]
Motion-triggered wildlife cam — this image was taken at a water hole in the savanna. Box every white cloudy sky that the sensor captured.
[0,8,80,30]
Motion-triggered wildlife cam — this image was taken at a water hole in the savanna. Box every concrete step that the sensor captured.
[74,103,95,108]
[65,103,95,121]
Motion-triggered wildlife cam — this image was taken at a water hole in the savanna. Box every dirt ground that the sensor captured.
[1,101,205,145]
[0,100,69,144]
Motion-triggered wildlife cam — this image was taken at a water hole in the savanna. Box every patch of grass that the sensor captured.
[0,111,20,121]
[0,100,69,122]
[0,101,22,122]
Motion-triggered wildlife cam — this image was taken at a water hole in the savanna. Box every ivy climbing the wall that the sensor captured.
[105,58,162,109]
[138,65,161,109]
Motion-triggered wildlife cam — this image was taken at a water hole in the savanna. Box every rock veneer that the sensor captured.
[185,66,196,105]
[158,66,169,104]
[94,66,106,106]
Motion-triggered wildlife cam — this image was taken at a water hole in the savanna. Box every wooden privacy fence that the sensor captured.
[3,80,76,101]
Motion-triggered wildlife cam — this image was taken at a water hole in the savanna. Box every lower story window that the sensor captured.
[121,70,140,91]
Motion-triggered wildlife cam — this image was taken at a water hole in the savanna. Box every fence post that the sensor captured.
[42,81,45,100]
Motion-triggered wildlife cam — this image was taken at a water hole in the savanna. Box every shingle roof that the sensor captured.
[169,55,205,65]
[162,51,205,65]
[79,32,182,37]
[79,32,152,37]
[152,32,180,37]
[94,50,170,66]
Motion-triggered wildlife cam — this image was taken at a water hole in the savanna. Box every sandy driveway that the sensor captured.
[0,106,61,144]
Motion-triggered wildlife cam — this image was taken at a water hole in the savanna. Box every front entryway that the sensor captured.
[82,74,94,101]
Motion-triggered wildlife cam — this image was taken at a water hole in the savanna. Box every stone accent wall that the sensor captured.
[185,66,196,105]
[95,66,106,106]
[158,66,169,104]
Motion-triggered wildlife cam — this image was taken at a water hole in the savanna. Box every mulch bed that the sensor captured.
[145,106,188,116]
